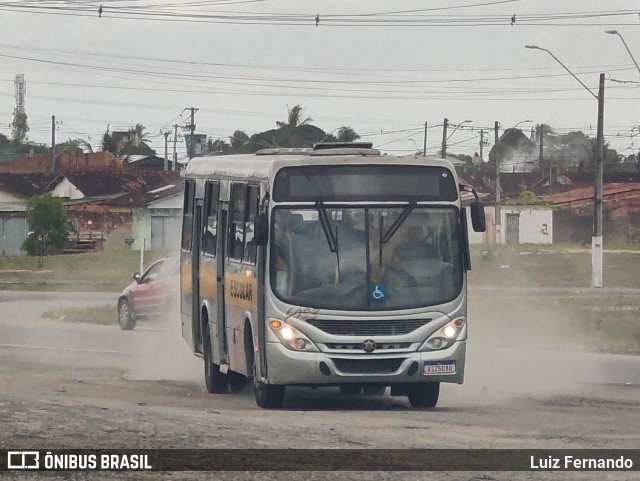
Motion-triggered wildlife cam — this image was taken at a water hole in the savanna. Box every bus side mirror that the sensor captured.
[470,202,486,232]
[254,213,269,246]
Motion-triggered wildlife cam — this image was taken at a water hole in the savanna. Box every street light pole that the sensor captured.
[525,44,604,288]
[442,119,471,160]
[605,30,640,78]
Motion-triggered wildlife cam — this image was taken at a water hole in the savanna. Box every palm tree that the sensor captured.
[130,123,150,147]
[276,105,313,129]
[335,126,360,142]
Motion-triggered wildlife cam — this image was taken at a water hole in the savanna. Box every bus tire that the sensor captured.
[408,382,440,408]
[203,322,228,394]
[246,333,285,409]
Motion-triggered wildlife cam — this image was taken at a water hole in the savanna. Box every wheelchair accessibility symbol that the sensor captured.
[370,284,387,302]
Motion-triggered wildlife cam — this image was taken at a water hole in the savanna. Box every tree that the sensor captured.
[100,124,154,156]
[206,137,230,155]
[486,128,535,173]
[276,105,312,129]
[11,109,29,144]
[0,132,9,148]
[56,138,84,154]
[22,193,69,262]
[335,126,360,142]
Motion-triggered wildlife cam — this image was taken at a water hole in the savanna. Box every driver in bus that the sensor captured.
[392,226,439,265]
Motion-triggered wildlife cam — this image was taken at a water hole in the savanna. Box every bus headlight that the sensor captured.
[422,318,465,351]
[269,319,318,352]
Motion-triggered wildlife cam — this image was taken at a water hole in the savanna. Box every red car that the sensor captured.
[117,256,179,330]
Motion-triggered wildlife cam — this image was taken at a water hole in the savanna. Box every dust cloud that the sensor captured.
[126,291,202,384]
[449,254,604,407]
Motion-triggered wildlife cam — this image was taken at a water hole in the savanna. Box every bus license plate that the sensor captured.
[423,361,456,375]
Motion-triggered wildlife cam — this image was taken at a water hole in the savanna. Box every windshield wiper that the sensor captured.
[316,202,338,253]
[381,203,416,244]
[316,202,341,278]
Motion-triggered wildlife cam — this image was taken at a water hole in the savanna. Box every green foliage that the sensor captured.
[276,104,312,129]
[101,124,154,156]
[0,132,9,148]
[56,138,84,154]
[22,193,69,256]
[335,126,360,142]
[11,109,29,143]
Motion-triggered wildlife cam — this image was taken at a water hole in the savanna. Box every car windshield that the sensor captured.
[270,206,463,311]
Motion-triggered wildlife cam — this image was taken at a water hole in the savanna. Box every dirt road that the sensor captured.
[1,291,639,480]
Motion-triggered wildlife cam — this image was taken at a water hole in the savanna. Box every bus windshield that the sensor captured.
[270,206,463,311]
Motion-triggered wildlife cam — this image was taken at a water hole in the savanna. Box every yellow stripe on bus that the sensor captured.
[225,270,258,310]
[200,265,217,300]
[180,259,192,293]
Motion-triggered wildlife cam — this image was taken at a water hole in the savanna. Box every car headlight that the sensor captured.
[422,317,465,351]
[269,319,318,352]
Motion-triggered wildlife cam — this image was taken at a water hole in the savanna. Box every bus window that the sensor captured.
[181,181,195,251]
[243,185,259,264]
[228,183,246,261]
[203,181,219,257]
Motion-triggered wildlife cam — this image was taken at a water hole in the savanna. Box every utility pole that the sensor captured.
[423,121,427,157]
[163,131,170,172]
[479,129,484,161]
[592,73,605,288]
[186,107,198,160]
[441,118,448,159]
[494,121,501,244]
[172,124,179,171]
[51,115,56,174]
[540,124,549,194]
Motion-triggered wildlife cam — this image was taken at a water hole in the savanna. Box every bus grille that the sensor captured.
[332,358,404,374]
[325,342,412,351]
[305,319,431,336]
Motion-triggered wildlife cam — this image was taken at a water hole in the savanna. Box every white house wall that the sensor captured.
[147,193,183,209]
[466,206,553,244]
[0,190,23,203]
[50,177,84,200]
[501,207,553,244]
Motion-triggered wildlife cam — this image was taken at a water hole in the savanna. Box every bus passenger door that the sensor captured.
[180,180,196,350]
[224,183,259,376]
[216,204,229,366]
[191,199,203,353]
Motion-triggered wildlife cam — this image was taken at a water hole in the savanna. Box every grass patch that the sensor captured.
[0,250,171,292]
[469,244,640,288]
[42,304,116,325]
[470,292,640,354]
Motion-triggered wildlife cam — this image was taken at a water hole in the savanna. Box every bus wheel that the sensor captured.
[247,338,284,409]
[339,385,362,396]
[408,382,440,408]
[203,323,228,394]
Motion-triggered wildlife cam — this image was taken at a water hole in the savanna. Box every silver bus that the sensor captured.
[180,142,485,408]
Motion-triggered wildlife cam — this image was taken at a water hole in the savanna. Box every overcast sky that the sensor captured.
[1,0,639,161]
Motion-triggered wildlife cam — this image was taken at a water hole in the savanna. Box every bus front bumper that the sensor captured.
[264,340,466,385]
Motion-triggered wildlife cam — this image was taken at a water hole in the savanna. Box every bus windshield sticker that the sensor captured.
[370,284,387,302]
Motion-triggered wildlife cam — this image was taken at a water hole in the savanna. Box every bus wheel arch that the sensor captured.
[244,320,285,409]
[201,308,229,394]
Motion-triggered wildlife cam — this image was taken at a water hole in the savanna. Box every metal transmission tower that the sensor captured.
[14,73,25,111]
[11,73,29,143]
